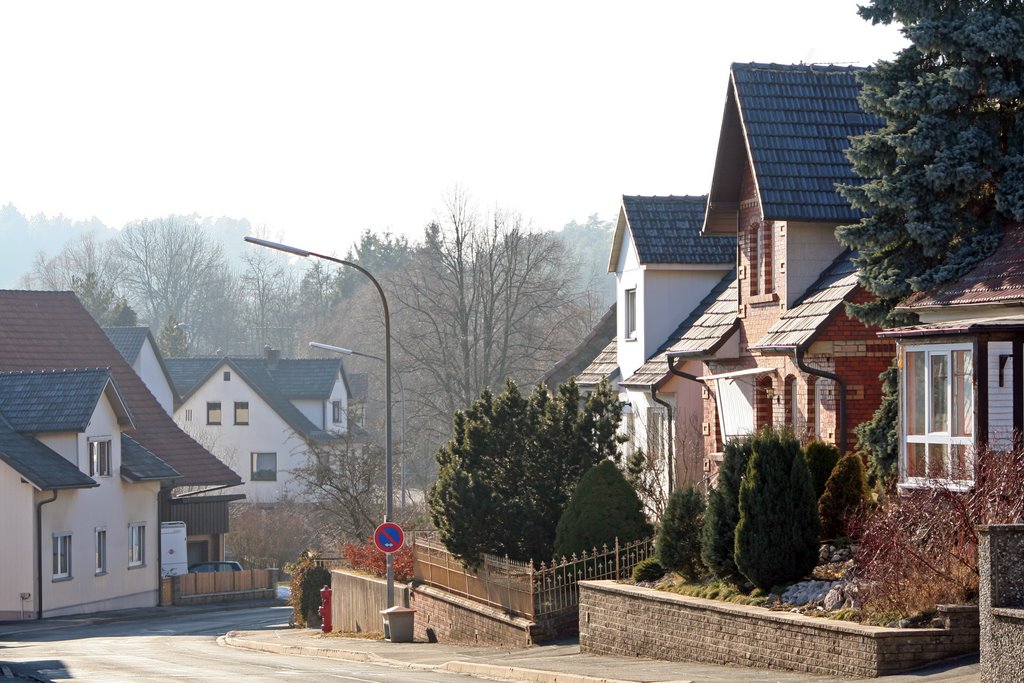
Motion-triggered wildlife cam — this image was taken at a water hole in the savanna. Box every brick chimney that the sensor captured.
[264,345,280,369]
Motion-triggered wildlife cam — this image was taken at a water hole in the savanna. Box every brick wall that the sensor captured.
[410,585,535,648]
[579,581,977,678]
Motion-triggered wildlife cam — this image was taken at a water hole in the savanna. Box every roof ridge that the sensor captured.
[0,367,112,375]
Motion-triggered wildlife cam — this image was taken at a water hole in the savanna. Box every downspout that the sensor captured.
[795,346,847,455]
[35,490,58,620]
[650,386,674,495]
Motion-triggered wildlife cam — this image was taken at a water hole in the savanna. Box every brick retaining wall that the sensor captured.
[411,585,535,648]
[579,581,977,678]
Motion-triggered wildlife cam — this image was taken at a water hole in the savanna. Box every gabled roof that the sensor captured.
[0,291,241,487]
[0,413,97,490]
[166,356,339,441]
[104,327,150,364]
[541,304,617,388]
[751,251,860,352]
[609,195,735,270]
[576,337,619,387]
[898,227,1024,311]
[623,271,739,387]
[347,372,369,402]
[0,368,132,432]
[269,358,349,399]
[120,434,180,482]
[705,63,883,232]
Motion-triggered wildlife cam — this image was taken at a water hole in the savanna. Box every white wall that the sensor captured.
[784,222,845,308]
[174,365,312,503]
[988,341,1014,450]
[35,398,160,618]
[615,232,645,380]
[0,462,35,620]
[135,337,175,415]
[293,398,324,429]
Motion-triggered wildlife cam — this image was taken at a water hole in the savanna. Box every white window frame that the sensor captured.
[53,532,72,580]
[251,452,278,481]
[901,343,975,489]
[95,527,107,575]
[89,438,112,477]
[207,402,222,425]
[625,288,637,340]
[128,523,146,568]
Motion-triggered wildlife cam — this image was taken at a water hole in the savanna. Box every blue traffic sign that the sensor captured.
[373,522,405,553]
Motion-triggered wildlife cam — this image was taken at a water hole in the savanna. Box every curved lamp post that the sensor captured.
[244,236,396,608]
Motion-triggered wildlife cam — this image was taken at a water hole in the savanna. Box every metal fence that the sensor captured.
[412,536,655,620]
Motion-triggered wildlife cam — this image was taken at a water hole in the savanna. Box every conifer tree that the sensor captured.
[657,486,705,579]
[838,0,1024,328]
[700,438,753,580]
[156,313,188,357]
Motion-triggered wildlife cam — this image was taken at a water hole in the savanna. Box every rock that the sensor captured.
[823,585,845,611]
[818,545,832,563]
[899,618,913,628]
[780,579,835,606]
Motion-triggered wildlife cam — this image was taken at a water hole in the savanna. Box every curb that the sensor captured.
[221,634,638,683]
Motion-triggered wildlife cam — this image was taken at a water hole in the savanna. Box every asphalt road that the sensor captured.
[0,603,475,683]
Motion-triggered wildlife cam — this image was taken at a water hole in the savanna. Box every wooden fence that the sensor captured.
[413,536,655,621]
[176,568,276,597]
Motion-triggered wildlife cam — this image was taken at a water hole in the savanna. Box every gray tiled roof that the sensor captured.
[576,337,618,387]
[622,272,739,387]
[542,304,617,388]
[0,368,120,432]
[347,372,369,402]
[165,357,221,397]
[269,358,345,399]
[620,196,736,265]
[0,413,97,490]
[752,251,859,351]
[731,63,883,222]
[121,434,181,481]
[104,327,150,365]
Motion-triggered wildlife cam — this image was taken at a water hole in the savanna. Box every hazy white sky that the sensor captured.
[0,1,907,255]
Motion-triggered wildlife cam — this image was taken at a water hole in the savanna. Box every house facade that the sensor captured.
[881,227,1024,487]
[696,63,895,461]
[0,291,243,574]
[165,348,352,503]
[0,369,178,620]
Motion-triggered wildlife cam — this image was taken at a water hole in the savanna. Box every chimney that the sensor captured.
[264,345,280,369]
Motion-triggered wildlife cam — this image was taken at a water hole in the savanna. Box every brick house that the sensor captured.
[880,227,1024,488]
[695,63,895,459]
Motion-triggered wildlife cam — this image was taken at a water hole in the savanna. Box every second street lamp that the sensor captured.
[244,236,397,609]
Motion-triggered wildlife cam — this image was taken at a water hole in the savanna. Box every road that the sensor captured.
[0,604,474,683]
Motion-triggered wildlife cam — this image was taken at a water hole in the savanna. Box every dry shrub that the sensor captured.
[856,448,1024,618]
[343,540,414,582]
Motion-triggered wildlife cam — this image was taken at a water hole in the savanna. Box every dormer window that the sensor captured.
[625,288,637,339]
[89,439,112,477]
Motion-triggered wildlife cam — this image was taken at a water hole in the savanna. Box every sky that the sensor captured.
[0,1,908,255]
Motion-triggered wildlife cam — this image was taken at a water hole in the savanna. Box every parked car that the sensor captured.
[188,561,243,573]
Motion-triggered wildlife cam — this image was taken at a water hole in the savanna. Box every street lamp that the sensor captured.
[244,236,397,608]
[309,342,408,510]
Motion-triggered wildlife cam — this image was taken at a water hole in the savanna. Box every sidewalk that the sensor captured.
[222,628,980,683]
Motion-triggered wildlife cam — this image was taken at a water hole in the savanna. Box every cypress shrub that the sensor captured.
[700,438,753,580]
[657,486,705,580]
[553,459,653,560]
[804,440,840,500]
[734,428,820,590]
[819,452,869,540]
[632,557,665,582]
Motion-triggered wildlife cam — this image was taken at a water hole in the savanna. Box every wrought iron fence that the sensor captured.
[412,536,655,620]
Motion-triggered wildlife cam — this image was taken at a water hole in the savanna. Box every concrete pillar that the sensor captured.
[978,524,1024,682]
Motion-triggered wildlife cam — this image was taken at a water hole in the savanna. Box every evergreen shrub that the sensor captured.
[657,486,705,579]
[553,459,652,560]
[804,440,840,500]
[287,551,332,627]
[700,438,752,580]
[734,428,820,590]
[632,557,665,582]
[818,452,869,540]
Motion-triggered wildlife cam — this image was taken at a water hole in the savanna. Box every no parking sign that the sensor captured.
[373,522,405,553]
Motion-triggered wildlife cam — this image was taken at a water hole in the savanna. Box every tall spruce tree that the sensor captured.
[838,0,1024,329]
[700,438,753,581]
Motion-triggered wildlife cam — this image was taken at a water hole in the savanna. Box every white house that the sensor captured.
[165,348,354,503]
[104,327,177,415]
[0,369,179,620]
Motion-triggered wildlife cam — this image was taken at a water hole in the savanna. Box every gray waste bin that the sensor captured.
[380,606,416,642]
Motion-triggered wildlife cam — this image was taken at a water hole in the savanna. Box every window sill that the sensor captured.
[623,336,638,343]
[234,423,249,426]
[94,570,108,577]
[898,480,973,493]
[52,576,73,583]
[748,292,779,305]
[128,563,147,570]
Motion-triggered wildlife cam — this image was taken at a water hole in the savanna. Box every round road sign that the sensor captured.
[373,522,405,553]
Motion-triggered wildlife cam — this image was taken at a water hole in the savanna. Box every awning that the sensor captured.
[697,367,777,382]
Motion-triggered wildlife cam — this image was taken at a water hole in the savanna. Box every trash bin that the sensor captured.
[380,606,416,643]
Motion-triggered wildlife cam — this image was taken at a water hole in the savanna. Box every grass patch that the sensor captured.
[321,630,385,640]
[662,578,768,607]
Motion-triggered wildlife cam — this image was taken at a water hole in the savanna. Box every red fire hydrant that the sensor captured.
[318,585,332,633]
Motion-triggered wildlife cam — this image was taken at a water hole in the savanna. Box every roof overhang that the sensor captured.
[878,314,1024,339]
[697,366,777,382]
[703,73,752,236]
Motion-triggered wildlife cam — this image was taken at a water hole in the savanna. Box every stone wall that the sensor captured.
[978,524,1024,683]
[579,581,977,678]
[411,584,535,648]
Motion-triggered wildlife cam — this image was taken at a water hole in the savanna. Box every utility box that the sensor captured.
[160,521,188,578]
[380,606,416,643]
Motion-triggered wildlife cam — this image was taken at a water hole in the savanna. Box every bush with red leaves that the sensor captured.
[856,448,1024,618]
[343,540,413,582]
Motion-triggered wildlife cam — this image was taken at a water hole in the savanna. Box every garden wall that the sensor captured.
[978,524,1024,683]
[330,570,410,633]
[411,584,536,648]
[579,581,977,678]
